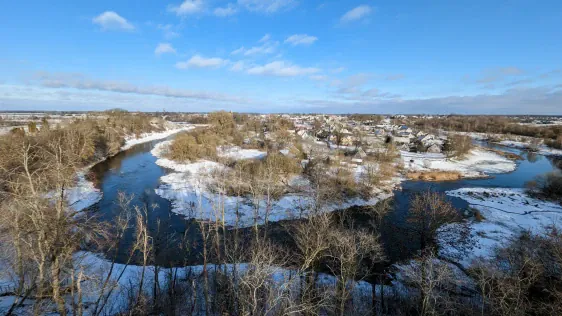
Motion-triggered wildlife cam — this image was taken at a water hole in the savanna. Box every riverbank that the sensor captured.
[66,125,194,212]
[452,131,562,157]
[401,148,517,180]
[439,187,562,268]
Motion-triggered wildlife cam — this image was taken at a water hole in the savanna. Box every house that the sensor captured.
[427,144,442,153]
[418,134,435,144]
[398,125,413,133]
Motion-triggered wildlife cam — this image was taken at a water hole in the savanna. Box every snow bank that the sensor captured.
[66,171,103,212]
[452,131,562,157]
[497,140,562,157]
[121,126,194,151]
[440,188,562,268]
[44,170,102,213]
[218,146,267,160]
[402,149,516,178]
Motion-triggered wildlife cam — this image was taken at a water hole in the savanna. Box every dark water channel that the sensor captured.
[86,138,560,267]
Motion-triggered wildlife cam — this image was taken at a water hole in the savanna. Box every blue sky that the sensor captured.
[1,0,561,114]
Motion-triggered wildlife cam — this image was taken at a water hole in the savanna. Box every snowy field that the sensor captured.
[439,188,562,268]
[401,149,516,178]
[152,141,397,227]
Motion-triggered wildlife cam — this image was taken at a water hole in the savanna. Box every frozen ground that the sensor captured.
[440,187,562,268]
[152,141,398,227]
[401,149,516,178]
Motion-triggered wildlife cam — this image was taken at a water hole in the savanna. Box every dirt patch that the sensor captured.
[407,171,462,181]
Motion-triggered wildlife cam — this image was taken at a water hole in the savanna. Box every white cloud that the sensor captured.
[231,47,246,55]
[155,43,177,56]
[385,74,405,81]
[331,67,346,74]
[231,34,278,56]
[231,42,277,56]
[92,11,135,31]
[285,34,318,46]
[247,61,320,77]
[340,5,373,23]
[259,34,271,43]
[157,24,180,39]
[237,0,296,13]
[245,44,277,55]
[476,67,525,83]
[310,75,328,81]
[230,61,246,72]
[28,71,246,103]
[176,55,228,69]
[333,73,372,94]
[169,0,204,16]
[214,3,238,17]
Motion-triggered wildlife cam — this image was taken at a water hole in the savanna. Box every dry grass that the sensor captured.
[407,171,462,181]
[484,148,524,161]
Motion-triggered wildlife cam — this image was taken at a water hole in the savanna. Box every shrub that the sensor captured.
[443,134,473,158]
[526,171,562,202]
[167,130,220,162]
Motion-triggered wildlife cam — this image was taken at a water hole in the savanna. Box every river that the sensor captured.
[86,137,561,266]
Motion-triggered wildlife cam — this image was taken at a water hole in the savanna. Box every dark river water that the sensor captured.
[86,138,561,266]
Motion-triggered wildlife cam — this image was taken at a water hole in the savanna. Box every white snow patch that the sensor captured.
[0,251,396,315]
[66,171,103,212]
[497,140,562,157]
[218,146,267,160]
[402,149,516,178]
[440,187,562,268]
[121,126,194,151]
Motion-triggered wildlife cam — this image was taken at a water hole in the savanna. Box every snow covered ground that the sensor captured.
[217,146,267,160]
[401,149,516,178]
[65,171,103,212]
[0,250,397,315]
[152,141,397,227]
[452,131,562,157]
[121,126,194,151]
[440,188,562,268]
[496,140,562,157]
